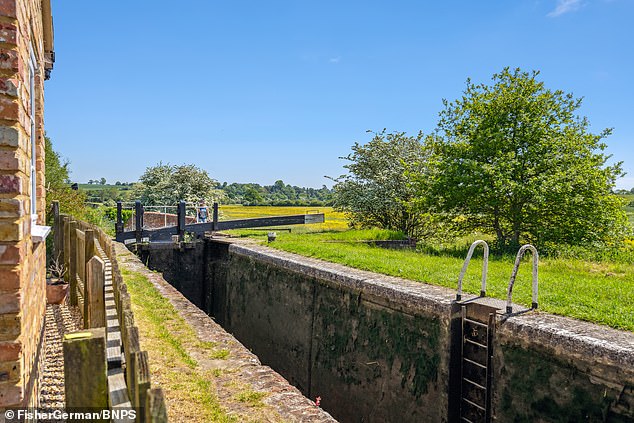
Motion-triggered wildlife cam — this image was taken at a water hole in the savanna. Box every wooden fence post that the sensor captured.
[135,201,143,244]
[63,328,108,412]
[133,350,151,422]
[69,220,78,306]
[86,256,106,328]
[145,388,168,423]
[177,200,186,241]
[116,201,124,235]
[85,229,95,264]
[62,215,70,283]
[213,202,219,231]
[52,201,60,256]
[125,326,141,406]
[76,229,86,287]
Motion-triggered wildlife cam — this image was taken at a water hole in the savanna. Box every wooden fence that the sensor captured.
[52,201,168,422]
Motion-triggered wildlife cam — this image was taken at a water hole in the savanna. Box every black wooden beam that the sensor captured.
[177,200,186,241]
[115,202,124,235]
[134,201,143,244]
[212,203,219,231]
[115,213,325,243]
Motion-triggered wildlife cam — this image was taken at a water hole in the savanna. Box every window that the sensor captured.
[29,47,37,225]
[28,46,50,242]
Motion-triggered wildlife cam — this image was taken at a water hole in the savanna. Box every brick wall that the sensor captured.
[0,0,53,408]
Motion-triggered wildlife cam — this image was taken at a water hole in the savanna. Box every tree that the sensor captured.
[99,177,106,185]
[242,186,264,204]
[432,67,627,249]
[45,136,87,214]
[135,163,225,206]
[331,130,436,238]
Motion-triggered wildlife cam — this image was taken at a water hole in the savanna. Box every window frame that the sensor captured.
[28,45,50,242]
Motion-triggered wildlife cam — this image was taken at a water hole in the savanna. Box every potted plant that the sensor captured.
[46,254,69,304]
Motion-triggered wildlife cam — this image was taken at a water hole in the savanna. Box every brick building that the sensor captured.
[0,0,54,408]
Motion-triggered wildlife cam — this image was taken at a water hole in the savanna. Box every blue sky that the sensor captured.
[45,0,634,188]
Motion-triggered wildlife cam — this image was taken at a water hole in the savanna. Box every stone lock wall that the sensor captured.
[0,0,53,408]
[138,238,634,423]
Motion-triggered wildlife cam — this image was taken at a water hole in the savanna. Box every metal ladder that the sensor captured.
[506,244,539,314]
[459,306,493,423]
[454,242,540,422]
[456,240,489,301]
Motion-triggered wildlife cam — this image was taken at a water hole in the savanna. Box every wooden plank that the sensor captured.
[86,256,106,328]
[134,351,151,422]
[62,215,70,283]
[116,201,124,235]
[76,229,86,296]
[116,213,327,242]
[85,229,96,266]
[52,201,61,257]
[177,200,186,241]
[63,328,108,409]
[145,388,168,423]
[108,367,132,409]
[135,201,143,243]
[124,326,141,406]
[305,213,325,224]
[68,221,78,306]
[76,275,85,320]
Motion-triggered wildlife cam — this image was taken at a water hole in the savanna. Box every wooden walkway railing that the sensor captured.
[115,200,325,243]
[52,201,168,421]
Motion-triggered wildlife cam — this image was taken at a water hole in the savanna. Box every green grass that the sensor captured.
[122,268,237,422]
[234,389,268,407]
[239,229,633,332]
[78,183,132,191]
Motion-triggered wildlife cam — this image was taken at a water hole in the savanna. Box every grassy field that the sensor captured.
[78,183,133,191]
[220,205,349,232]
[220,205,634,332]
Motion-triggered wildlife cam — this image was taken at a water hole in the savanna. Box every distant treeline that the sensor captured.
[81,179,333,207]
[219,180,333,206]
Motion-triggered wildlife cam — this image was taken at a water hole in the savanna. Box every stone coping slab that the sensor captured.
[226,238,634,379]
[115,241,337,423]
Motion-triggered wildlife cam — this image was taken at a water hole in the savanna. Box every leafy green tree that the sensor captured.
[135,163,224,206]
[432,67,627,249]
[44,135,88,219]
[243,186,264,204]
[331,130,437,238]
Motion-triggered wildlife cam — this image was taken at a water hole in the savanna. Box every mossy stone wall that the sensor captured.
[134,239,634,423]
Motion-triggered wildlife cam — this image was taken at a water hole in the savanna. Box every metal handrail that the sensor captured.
[506,244,539,314]
[456,240,489,301]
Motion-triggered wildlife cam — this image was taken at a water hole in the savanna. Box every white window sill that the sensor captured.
[32,224,51,243]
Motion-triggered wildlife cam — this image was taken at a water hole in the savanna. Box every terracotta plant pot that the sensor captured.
[46,278,69,304]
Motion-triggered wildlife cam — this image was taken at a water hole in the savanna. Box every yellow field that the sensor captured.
[219,205,349,233]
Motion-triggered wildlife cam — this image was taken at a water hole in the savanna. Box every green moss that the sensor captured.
[499,344,624,422]
[315,286,441,399]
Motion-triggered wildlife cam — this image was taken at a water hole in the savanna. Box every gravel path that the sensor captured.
[39,303,83,411]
